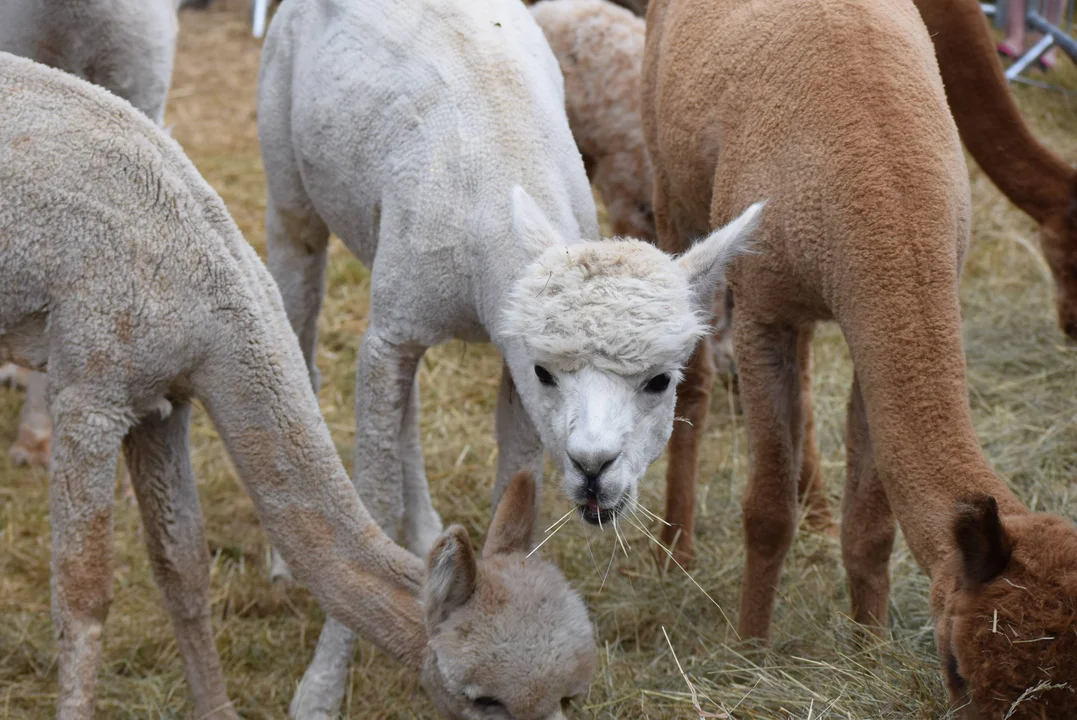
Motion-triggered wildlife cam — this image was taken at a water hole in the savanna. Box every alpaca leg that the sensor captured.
[653,176,713,567]
[841,374,895,633]
[48,388,130,719]
[265,197,330,392]
[288,616,355,720]
[265,198,329,581]
[795,327,834,533]
[735,321,805,641]
[402,367,442,557]
[123,401,236,719]
[10,369,51,467]
[493,364,544,526]
[660,338,714,566]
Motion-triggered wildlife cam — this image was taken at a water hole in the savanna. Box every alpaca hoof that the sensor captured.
[802,513,839,538]
[655,533,696,570]
[289,674,346,720]
[9,424,50,468]
[269,548,294,583]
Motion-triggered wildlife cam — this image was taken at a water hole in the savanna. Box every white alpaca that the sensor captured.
[0,0,181,468]
[258,0,760,716]
[0,52,596,720]
[529,0,655,242]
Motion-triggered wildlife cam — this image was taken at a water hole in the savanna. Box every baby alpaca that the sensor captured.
[0,52,596,720]
[259,0,757,715]
[0,0,180,468]
[914,0,1077,339]
[644,0,1077,715]
[529,0,655,241]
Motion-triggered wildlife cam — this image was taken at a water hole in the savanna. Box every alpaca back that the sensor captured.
[0,0,177,122]
[260,0,597,309]
[645,0,969,318]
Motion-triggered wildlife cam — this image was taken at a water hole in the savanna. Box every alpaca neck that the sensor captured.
[197,311,427,669]
[839,253,1026,575]
[914,0,1073,224]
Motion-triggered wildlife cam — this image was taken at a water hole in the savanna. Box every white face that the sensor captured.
[499,187,764,524]
[507,354,682,525]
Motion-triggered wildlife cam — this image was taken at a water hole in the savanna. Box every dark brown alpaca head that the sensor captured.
[932,496,1077,718]
[1038,179,1077,341]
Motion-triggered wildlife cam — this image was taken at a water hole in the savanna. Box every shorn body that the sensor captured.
[0,0,181,468]
[644,0,1077,715]
[0,53,596,720]
[258,0,758,716]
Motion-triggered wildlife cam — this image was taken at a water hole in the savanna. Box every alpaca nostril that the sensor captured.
[568,452,620,494]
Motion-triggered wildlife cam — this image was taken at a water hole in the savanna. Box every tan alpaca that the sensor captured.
[1,52,595,719]
[529,0,655,241]
[913,0,1077,339]
[643,0,1077,715]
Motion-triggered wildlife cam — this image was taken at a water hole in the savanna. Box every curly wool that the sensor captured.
[952,514,1077,718]
[502,239,708,375]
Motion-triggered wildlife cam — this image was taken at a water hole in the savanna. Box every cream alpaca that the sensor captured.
[259,0,758,716]
[643,0,1077,715]
[0,52,596,720]
[0,0,181,468]
[529,0,655,241]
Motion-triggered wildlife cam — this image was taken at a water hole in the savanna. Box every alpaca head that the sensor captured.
[500,186,761,525]
[420,472,597,720]
[931,495,1077,718]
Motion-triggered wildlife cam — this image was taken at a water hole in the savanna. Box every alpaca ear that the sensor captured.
[953,494,1013,588]
[424,525,478,630]
[483,471,537,558]
[679,201,764,312]
[512,185,565,255]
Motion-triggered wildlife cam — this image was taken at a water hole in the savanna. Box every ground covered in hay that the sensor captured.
[3,2,1077,718]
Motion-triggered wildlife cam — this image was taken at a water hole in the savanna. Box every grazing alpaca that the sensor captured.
[0,0,180,468]
[529,0,656,242]
[259,0,757,715]
[0,53,596,720]
[643,0,1077,715]
[913,0,1077,339]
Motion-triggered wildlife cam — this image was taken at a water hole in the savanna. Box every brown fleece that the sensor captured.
[913,0,1077,338]
[644,0,1077,713]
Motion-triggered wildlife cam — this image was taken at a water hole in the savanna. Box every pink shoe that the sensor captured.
[998,42,1021,60]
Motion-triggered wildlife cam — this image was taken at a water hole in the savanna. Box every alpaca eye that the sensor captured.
[644,373,671,393]
[473,696,502,709]
[561,695,578,711]
[535,365,556,386]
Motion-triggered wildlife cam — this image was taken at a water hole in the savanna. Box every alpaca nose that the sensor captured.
[567,447,620,490]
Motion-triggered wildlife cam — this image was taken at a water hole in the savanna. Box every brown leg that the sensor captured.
[661,338,715,565]
[653,173,710,566]
[735,319,805,641]
[841,374,895,633]
[124,402,237,719]
[795,327,834,534]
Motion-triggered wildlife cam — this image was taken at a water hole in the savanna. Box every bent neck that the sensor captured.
[914,0,1073,223]
[839,264,1026,575]
[195,259,428,668]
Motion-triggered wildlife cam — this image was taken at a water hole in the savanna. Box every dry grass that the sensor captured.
[3,2,1077,717]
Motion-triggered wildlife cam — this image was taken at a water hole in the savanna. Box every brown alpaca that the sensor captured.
[643,0,1077,715]
[529,0,656,241]
[913,0,1077,340]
